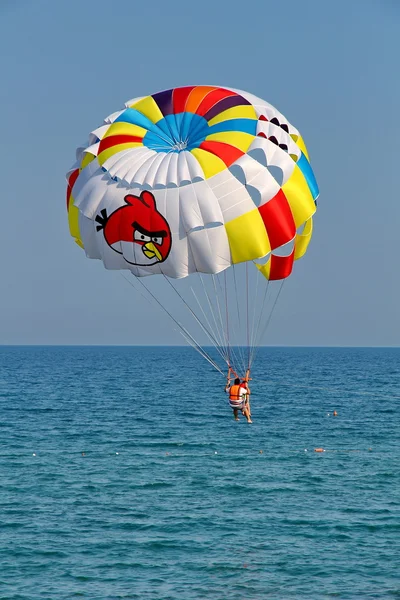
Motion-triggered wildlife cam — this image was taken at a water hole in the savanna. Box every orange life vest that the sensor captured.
[229,384,242,400]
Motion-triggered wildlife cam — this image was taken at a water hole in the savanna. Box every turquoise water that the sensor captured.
[0,346,399,599]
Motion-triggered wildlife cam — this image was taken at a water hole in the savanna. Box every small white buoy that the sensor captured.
[304,449,308,452]
[32,453,36,457]
[116,452,119,455]
[214,451,218,454]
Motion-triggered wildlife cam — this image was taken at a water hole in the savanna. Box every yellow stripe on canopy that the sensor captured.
[291,133,309,160]
[190,147,226,178]
[294,217,313,260]
[80,152,96,170]
[129,96,164,124]
[102,122,147,139]
[97,143,142,167]
[207,105,257,126]
[255,258,271,280]
[68,197,83,248]
[225,209,271,263]
[205,131,254,153]
[281,165,316,228]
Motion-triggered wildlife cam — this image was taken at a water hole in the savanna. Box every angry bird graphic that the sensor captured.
[95,191,171,266]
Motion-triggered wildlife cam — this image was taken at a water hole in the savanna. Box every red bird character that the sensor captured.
[95,191,171,266]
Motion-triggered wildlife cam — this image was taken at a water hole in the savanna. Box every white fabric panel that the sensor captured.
[90,125,110,142]
[233,154,281,206]
[142,152,169,187]
[79,214,101,259]
[256,122,301,158]
[178,184,202,232]
[190,181,224,226]
[208,169,243,199]
[219,186,255,222]
[83,142,100,158]
[232,154,265,183]
[207,169,255,222]
[247,168,280,206]
[153,153,173,188]
[179,182,223,233]
[166,152,179,187]
[106,148,154,181]
[153,187,182,236]
[188,226,231,273]
[247,138,295,185]
[99,236,131,270]
[73,164,108,218]
[184,150,205,182]
[129,265,160,277]
[104,109,125,124]
[127,153,162,186]
[177,152,192,185]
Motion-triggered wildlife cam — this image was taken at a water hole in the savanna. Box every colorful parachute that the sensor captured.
[66,86,319,375]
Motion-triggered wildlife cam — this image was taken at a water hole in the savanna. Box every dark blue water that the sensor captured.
[0,346,399,599]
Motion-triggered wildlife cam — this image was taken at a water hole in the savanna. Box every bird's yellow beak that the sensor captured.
[142,242,162,261]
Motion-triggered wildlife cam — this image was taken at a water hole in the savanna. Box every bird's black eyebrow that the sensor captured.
[132,222,168,238]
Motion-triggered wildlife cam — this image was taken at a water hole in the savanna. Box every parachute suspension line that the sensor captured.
[249,278,270,369]
[161,274,227,363]
[121,273,223,375]
[216,272,242,376]
[248,262,261,368]
[252,279,285,368]
[198,273,229,361]
[189,284,230,366]
[224,271,230,367]
[178,330,225,375]
[212,274,230,360]
[232,264,247,375]
[227,269,246,377]
[246,262,250,371]
[186,239,228,364]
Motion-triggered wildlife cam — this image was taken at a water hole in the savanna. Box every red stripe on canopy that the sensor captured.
[268,251,294,280]
[66,168,80,209]
[98,135,143,154]
[172,86,196,113]
[258,190,296,250]
[199,141,244,167]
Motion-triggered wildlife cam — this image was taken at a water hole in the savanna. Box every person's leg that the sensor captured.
[246,396,251,417]
[242,406,252,423]
[233,409,239,421]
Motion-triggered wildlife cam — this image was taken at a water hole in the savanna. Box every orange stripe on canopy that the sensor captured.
[196,88,237,117]
[185,86,217,114]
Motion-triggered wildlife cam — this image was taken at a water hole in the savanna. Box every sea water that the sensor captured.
[0,346,399,599]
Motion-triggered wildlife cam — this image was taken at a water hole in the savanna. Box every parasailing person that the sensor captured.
[225,376,252,423]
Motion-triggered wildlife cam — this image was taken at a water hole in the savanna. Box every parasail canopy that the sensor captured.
[66,86,319,376]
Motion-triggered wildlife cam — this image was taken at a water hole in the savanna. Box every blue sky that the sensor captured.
[0,0,399,346]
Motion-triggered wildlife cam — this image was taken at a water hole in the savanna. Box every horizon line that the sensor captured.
[0,344,399,349]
